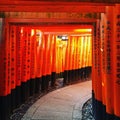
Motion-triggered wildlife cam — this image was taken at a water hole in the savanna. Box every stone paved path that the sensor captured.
[22,80,92,120]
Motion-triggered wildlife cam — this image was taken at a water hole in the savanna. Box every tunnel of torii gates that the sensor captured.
[1,1,120,120]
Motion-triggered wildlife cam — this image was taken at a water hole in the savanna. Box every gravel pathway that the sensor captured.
[82,98,95,120]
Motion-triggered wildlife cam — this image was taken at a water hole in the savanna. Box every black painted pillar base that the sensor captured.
[72,70,75,83]
[83,67,87,80]
[92,90,95,118]
[78,69,82,80]
[48,75,52,90]
[35,77,42,94]
[63,70,68,85]
[15,86,21,108]
[80,68,84,80]
[106,113,114,120]
[114,115,120,120]
[11,88,16,111]
[21,82,29,103]
[41,76,46,92]
[75,69,79,81]
[30,79,35,96]
[96,100,103,120]
[102,104,106,120]
[68,70,72,84]
[0,94,11,120]
[92,90,120,120]
[46,75,50,91]
[87,66,92,79]
[51,72,56,88]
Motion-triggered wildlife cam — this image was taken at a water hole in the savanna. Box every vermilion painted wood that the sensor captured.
[0,1,109,12]
[113,5,120,118]
[105,6,114,116]
[0,5,106,12]
[0,1,116,5]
